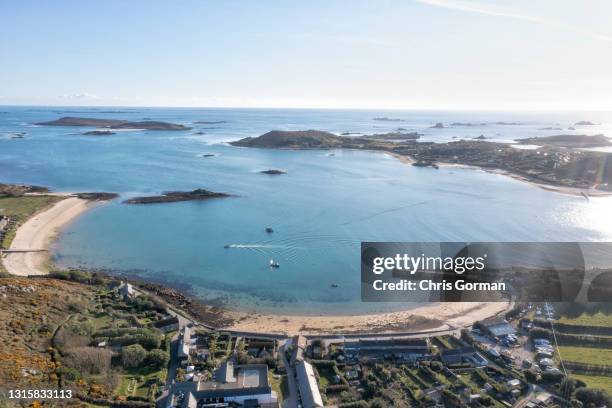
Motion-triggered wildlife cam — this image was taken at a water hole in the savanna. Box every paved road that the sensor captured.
[166,334,180,387]
[280,342,298,408]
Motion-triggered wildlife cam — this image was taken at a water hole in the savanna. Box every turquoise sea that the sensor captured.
[1,107,611,313]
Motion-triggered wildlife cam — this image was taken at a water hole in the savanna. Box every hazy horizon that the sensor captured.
[2,0,612,110]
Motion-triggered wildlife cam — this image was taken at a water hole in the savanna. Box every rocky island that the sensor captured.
[230,130,612,192]
[260,169,287,175]
[82,130,116,136]
[230,129,421,150]
[516,134,611,148]
[124,188,232,204]
[373,117,404,121]
[74,192,119,201]
[36,116,192,131]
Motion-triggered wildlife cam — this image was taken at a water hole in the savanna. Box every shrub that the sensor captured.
[64,347,113,374]
[575,387,611,407]
[121,344,148,368]
[530,327,552,340]
[146,348,169,369]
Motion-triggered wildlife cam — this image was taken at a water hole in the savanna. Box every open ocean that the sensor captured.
[1,106,612,313]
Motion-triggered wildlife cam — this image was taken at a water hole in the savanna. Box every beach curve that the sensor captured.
[2,196,92,276]
[2,193,510,335]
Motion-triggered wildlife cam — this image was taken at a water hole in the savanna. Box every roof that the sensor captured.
[178,326,192,358]
[481,317,516,337]
[293,334,307,349]
[153,316,179,328]
[345,337,428,352]
[440,347,488,366]
[159,364,273,407]
[296,361,324,408]
[217,361,237,383]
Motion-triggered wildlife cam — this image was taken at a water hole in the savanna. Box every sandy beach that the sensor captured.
[2,193,511,335]
[2,196,92,276]
[225,301,509,335]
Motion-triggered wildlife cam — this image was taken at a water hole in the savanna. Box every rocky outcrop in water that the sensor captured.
[373,117,404,122]
[124,189,232,204]
[83,130,115,136]
[260,169,286,175]
[75,192,119,201]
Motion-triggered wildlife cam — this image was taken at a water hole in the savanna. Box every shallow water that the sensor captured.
[1,107,611,313]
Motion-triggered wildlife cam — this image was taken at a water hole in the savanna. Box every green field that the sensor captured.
[558,346,612,366]
[0,195,63,247]
[571,374,612,394]
[558,312,612,327]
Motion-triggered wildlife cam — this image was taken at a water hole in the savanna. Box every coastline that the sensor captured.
[223,301,509,335]
[2,196,93,276]
[2,191,511,335]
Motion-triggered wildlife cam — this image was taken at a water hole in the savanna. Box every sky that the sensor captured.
[1,0,612,110]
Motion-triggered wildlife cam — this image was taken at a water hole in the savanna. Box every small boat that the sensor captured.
[224,244,231,248]
[269,259,280,268]
[330,283,339,288]
[265,227,274,233]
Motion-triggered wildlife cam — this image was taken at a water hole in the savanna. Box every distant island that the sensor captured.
[230,130,612,192]
[575,121,598,126]
[124,188,232,204]
[260,169,287,175]
[82,130,115,136]
[194,120,227,124]
[373,117,404,122]
[451,122,487,127]
[36,116,192,131]
[516,134,611,148]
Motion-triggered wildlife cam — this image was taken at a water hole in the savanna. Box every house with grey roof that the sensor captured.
[178,326,192,359]
[344,337,430,361]
[295,361,324,408]
[157,362,278,408]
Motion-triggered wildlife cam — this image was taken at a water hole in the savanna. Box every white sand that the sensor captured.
[224,301,509,335]
[2,197,91,276]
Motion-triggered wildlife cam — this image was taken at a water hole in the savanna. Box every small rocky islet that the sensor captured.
[124,189,233,204]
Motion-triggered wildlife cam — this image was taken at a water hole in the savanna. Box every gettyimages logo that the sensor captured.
[361,242,612,303]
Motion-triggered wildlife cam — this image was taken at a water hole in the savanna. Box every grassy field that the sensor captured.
[571,374,612,394]
[558,346,612,366]
[558,312,612,327]
[0,195,63,247]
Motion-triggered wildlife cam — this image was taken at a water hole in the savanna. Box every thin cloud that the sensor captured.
[416,0,612,43]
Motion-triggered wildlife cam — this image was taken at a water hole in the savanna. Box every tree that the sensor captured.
[121,344,148,368]
[530,327,552,340]
[146,349,169,369]
[574,387,611,408]
[523,368,538,383]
